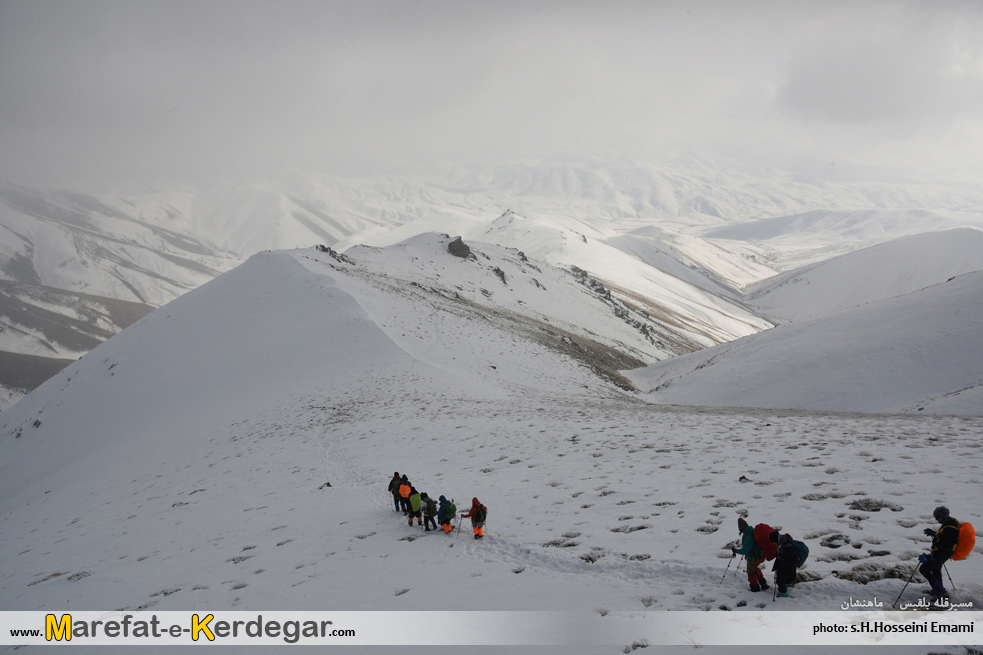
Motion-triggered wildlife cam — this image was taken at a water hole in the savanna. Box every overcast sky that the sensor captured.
[1,0,982,188]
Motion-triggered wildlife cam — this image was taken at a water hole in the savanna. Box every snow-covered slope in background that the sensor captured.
[745,228,983,322]
[2,239,981,655]
[704,209,983,271]
[627,271,983,415]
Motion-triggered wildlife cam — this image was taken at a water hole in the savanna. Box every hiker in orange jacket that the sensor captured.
[460,497,488,540]
[398,475,412,515]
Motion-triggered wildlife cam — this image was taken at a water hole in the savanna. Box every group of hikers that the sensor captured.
[729,506,974,601]
[729,517,810,598]
[387,472,488,539]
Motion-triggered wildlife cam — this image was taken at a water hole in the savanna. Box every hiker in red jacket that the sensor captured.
[460,497,488,540]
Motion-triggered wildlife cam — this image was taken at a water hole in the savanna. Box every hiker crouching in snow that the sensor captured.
[920,506,960,598]
[460,498,488,540]
[732,518,768,592]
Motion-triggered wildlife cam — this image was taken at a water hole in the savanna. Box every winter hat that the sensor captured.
[394,471,399,477]
[421,492,429,499]
[769,530,780,544]
[737,518,748,533]
[439,495,446,502]
[934,506,950,521]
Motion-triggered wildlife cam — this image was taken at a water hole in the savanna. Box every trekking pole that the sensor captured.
[943,563,956,591]
[719,555,736,584]
[891,564,920,609]
[456,515,463,540]
[733,554,744,577]
[772,573,777,602]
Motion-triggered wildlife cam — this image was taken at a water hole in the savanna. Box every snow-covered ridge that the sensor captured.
[627,270,983,415]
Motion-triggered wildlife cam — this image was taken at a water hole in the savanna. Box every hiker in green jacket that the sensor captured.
[408,488,423,528]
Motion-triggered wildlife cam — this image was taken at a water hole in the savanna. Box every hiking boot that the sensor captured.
[759,580,769,591]
[749,584,760,592]
[777,591,789,598]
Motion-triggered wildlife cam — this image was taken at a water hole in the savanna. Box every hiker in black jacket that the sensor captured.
[919,506,961,598]
[771,532,797,598]
[387,472,401,512]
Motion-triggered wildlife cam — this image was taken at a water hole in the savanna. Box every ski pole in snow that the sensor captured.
[892,564,919,609]
[772,573,777,602]
[719,555,736,584]
[943,563,956,591]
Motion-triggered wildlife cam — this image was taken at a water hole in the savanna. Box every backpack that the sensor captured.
[952,522,976,561]
[447,502,456,520]
[425,499,437,516]
[792,540,809,567]
[753,523,779,561]
[474,504,487,523]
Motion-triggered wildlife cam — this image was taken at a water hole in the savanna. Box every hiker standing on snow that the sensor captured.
[771,531,797,598]
[920,506,960,598]
[460,497,488,540]
[732,518,769,592]
[408,487,423,528]
[388,472,402,512]
[437,495,456,534]
[422,492,438,532]
[398,475,412,515]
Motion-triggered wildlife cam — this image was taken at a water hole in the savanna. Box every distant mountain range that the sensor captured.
[2,157,982,408]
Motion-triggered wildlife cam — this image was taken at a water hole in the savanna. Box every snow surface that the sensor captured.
[2,238,981,654]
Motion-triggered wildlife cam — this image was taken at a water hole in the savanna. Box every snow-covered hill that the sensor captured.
[627,270,983,415]
[704,209,983,272]
[2,236,981,654]
[745,228,983,322]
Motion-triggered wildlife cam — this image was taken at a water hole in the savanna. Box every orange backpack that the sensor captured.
[952,522,976,561]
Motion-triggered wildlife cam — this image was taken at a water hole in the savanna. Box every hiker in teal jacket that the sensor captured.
[731,518,769,592]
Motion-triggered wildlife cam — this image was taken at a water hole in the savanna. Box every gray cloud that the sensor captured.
[2,0,982,188]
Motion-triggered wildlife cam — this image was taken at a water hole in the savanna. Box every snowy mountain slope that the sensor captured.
[0,280,154,359]
[337,214,773,351]
[0,280,154,409]
[442,157,983,223]
[745,228,983,322]
[0,185,237,306]
[626,271,983,415]
[703,208,983,271]
[0,351,74,412]
[2,241,981,655]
